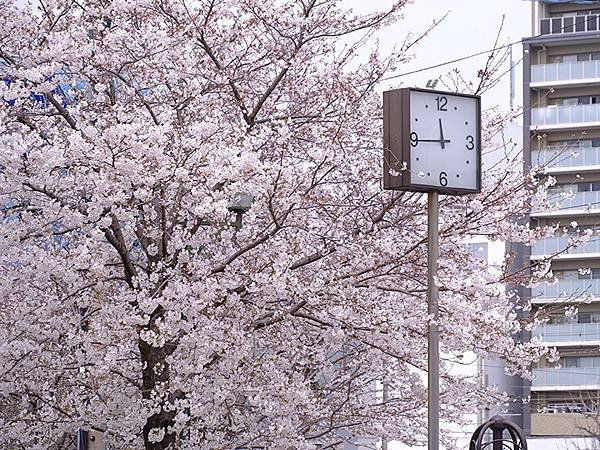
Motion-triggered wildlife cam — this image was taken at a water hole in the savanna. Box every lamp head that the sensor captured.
[228,192,253,214]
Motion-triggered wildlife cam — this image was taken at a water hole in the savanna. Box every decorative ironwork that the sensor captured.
[470,415,527,450]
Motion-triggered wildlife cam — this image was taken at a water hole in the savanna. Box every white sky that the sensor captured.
[347,0,532,114]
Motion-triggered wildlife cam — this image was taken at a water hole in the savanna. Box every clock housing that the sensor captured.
[383,87,481,195]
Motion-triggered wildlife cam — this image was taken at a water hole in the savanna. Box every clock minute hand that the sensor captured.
[438,118,450,149]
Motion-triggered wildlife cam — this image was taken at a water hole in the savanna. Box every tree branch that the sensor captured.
[252,299,307,330]
[102,214,137,287]
[46,93,77,130]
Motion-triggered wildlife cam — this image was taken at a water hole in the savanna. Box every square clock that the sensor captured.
[383,87,481,195]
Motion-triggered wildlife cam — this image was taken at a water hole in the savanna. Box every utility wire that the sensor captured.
[382,42,521,81]
[381,15,595,81]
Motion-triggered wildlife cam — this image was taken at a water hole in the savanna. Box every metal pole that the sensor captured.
[492,425,503,450]
[428,191,440,450]
[382,381,389,450]
[76,429,88,450]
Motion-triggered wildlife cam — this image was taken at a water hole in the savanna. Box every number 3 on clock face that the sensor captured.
[466,135,474,150]
[408,89,480,193]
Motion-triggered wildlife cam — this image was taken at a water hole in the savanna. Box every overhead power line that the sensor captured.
[381,15,585,82]
[382,42,521,81]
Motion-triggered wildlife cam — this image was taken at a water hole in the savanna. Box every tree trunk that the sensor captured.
[139,307,179,450]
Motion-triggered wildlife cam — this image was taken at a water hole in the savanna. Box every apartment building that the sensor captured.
[521,0,600,445]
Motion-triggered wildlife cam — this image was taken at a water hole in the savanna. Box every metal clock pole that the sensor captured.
[427,190,440,450]
[383,87,481,450]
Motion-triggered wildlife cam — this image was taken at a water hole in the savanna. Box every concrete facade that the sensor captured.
[516,0,600,444]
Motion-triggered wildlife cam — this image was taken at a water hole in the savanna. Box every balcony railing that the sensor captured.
[531,104,600,128]
[531,61,600,84]
[540,14,600,36]
[531,234,600,256]
[534,323,600,345]
[532,146,600,169]
[532,278,600,301]
[533,190,600,214]
[533,367,600,388]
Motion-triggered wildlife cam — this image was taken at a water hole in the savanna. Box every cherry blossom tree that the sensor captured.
[0,0,551,448]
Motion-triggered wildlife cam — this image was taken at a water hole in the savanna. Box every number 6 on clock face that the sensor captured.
[383,87,481,194]
[439,172,448,186]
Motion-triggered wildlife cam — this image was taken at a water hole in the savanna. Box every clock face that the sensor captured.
[408,90,480,192]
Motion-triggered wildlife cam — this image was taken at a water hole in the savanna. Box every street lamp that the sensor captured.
[228,192,253,229]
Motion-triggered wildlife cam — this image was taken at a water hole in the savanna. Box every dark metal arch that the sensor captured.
[469,415,528,450]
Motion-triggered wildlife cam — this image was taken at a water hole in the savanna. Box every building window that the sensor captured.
[578,270,591,280]
[551,95,600,106]
[577,10,600,16]
[562,268,600,280]
[575,52,600,61]
[549,138,599,148]
[577,182,600,192]
[578,95,600,105]
[578,183,591,192]
[551,54,578,63]
[562,356,600,368]
[563,357,579,368]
